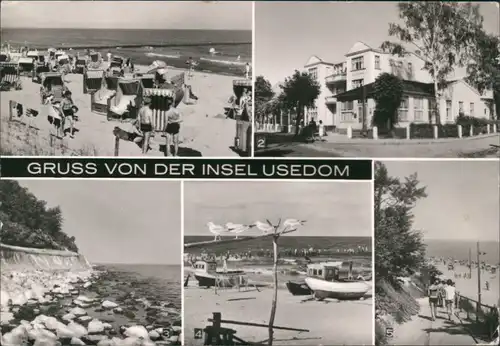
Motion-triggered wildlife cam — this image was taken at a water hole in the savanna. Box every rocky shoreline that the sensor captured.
[0,268,182,346]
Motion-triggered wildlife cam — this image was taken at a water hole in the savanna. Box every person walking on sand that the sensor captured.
[164,104,182,157]
[444,279,456,320]
[428,279,440,321]
[137,97,154,154]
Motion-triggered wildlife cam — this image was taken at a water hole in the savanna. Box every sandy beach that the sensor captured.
[436,263,499,307]
[184,276,373,346]
[1,66,241,157]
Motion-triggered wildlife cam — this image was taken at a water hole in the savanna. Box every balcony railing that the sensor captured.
[325,72,347,84]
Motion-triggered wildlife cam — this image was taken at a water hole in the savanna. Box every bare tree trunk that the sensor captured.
[268,235,278,345]
[432,63,440,125]
[294,104,301,136]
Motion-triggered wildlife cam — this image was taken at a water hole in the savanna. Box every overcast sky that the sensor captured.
[0,1,252,30]
[184,181,372,237]
[17,180,181,265]
[256,1,500,84]
[381,160,499,242]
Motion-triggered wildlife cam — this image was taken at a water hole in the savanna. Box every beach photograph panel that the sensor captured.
[0,180,182,345]
[183,181,373,346]
[374,160,500,346]
[254,1,499,158]
[0,1,252,157]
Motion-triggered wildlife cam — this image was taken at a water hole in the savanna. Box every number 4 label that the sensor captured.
[194,328,203,339]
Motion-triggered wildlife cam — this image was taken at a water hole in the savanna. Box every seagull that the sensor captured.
[207,222,226,241]
[253,221,274,235]
[283,219,306,230]
[225,223,253,239]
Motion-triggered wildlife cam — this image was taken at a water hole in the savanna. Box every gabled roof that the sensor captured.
[304,55,334,67]
[345,41,384,57]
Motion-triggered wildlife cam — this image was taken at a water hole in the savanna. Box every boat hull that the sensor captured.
[194,270,245,288]
[286,280,312,296]
[305,277,370,300]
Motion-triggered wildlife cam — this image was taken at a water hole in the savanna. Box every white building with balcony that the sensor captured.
[303,41,496,130]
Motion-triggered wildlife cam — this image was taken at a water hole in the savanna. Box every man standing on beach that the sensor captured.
[164,105,182,157]
[245,62,250,79]
[137,97,154,154]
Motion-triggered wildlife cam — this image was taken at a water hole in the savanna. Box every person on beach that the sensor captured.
[61,91,76,138]
[186,57,195,79]
[137,97,154,154]
[245,62,251,79]
[444,279,456,320]
[428,279,440,320]
[107,51,112,64]
[164,104,182,157]
[437,280,445,308]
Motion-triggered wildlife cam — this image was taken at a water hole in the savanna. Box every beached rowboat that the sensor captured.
[305,277,370,300]
[286,280,312,296]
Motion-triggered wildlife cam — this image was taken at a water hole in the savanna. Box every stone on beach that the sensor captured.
[62,313,76,322]
[70,336,86,345]
[88,319,106,334]
[123,325,149,339]
[102,300,119,309]
[69,307,87,316]
[0,311,14,325]
[67,321,87,338]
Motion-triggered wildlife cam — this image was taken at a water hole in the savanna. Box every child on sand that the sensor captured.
[137,97,154,154]
[164,105,182,157]
[428,279,440,321]
[245,62,250,79]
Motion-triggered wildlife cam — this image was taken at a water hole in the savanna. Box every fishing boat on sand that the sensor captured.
[192,260,245,288]
[287,261,371,300]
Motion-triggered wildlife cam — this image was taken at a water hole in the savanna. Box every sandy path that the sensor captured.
[184,281,373,346]
[390,298,477,345]
[1,68,240,157]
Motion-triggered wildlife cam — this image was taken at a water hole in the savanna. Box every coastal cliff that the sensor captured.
[0,242,91,271]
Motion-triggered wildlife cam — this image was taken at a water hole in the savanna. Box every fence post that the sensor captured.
[406,125,411,140]
[372,126,378,140]
[347,126,352,139]
[114,136,120,156]
[494,124,497,133]
[433,125,438,139]
[487,124,491,134]
[458,125,462,138]
[469,125,474,137]
[8,100,15,121]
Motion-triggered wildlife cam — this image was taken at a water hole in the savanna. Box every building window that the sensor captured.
[458,101,464,115]
[307,106,318,120]
[446,100,452,121]
[352,79,364,89]
[414,97,424,121]
[375,55,380,69]
[470,102,474,117]
[340,101,355,122]
[398,97,409,121]
[308,67,318,80]
[351,56,364,71]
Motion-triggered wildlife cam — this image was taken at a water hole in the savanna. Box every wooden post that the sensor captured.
[458,125,463,138]
[477,242,481,322]
[8,101,14,121]
[372,126,378,140]
[114,136,120,156]
[433,125,438,139]
[406,125,411,140]
[268,231,279,346]
[470,125,474,137]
